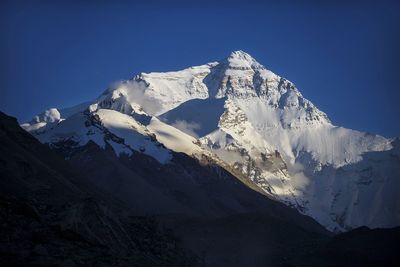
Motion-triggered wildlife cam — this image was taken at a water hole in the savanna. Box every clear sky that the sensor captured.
[1,0,399,137]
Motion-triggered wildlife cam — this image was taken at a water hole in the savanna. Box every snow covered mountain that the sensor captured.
[22,50,400,232]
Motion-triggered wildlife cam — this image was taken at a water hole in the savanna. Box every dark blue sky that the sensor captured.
[1,0,399,137]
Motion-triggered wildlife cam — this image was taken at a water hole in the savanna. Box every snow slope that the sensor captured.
[22,50,400,231]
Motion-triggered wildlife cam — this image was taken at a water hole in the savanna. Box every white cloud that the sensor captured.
[171,120,201,138]
[109,80,163,116]
[288,162,310,190]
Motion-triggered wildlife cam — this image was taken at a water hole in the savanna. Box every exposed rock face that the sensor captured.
[22,51,400,232]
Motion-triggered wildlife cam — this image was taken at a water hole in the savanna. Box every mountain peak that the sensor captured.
[228,50,253,59]
[223,50,262,70]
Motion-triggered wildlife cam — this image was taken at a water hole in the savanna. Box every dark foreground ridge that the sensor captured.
[0,111,398,266]
[0,111,196,266]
